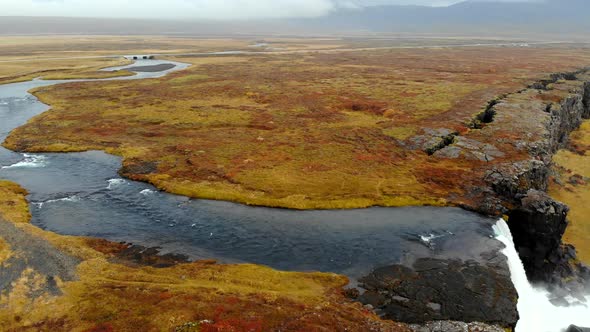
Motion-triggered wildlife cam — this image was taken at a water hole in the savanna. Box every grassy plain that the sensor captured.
[549,121,590,264]
[6,44,590,209]
[0,57,135,84]
[0,180,403,331]
[0,35,543,84]
[2,35,590,330]
[0,35,253,84]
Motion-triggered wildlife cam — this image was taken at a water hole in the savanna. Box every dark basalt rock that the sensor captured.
[566,325,590,332]
[120,160,158,175]
[507,190,569,282]
[583,82,590,118]
[109,244,190,268]
[506,190,590,291]
[547,91,589,153]
[486,160,550,204]
[480,72,590,286]
[506,189,590,289]
[357,258,518,328]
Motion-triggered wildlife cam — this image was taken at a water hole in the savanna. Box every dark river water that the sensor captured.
[0,60,501,279]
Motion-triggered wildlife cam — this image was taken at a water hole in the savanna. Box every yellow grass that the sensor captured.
[0,180,31,224]
[549,121,590,264]
[0,57,134,84]
[0,238,11,265]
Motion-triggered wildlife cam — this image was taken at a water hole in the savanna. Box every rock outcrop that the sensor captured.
[567,325,590,332]
[481,71,590,284]
[353,70,590,328]
[356,258,518,329]
[507,190,569,282]
[423,69,590,305]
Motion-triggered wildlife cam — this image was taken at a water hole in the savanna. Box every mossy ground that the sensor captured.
[5,46,590,209]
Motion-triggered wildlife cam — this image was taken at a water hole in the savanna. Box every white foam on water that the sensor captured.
[106,178,127,190]
[419,233,445,244]
[1,154,47,169]
[140,189,156,196]
[34,195,81,208]
[493,219,590,332]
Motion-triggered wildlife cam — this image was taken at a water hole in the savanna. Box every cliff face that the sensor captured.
[507,190,570,283]
[432,68,590,284]
[486,70,590,284]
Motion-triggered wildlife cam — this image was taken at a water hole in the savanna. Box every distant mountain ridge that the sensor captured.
[297,0,590,35]
[0,0,588,38]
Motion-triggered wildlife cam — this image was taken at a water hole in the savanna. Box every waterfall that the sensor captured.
[493,219,590,332]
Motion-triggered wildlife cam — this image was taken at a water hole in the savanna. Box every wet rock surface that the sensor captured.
[108,244,190,268]
[357,257,518,328]
[567,325,590,332]
[507,190,568,282]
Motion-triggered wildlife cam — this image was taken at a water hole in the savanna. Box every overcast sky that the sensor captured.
[0,0,544,20]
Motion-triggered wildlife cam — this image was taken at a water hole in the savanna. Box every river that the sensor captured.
[0,59,503,280]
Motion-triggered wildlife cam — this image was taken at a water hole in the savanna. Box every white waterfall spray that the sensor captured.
[493,219,590,332]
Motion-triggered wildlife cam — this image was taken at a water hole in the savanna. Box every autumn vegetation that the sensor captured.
[0,180,404,331]
[3,36,590,329]
[549,120,590,265]
[0,57,134,84]
[5,45,590,209]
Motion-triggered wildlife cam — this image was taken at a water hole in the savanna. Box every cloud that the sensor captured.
[0,0,545,20]
[3,0,333,19]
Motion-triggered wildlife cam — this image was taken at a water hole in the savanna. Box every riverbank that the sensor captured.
[0,57,134,85]
[0,180,405,331]
[0,57,407,331]
[0,55,520,331]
